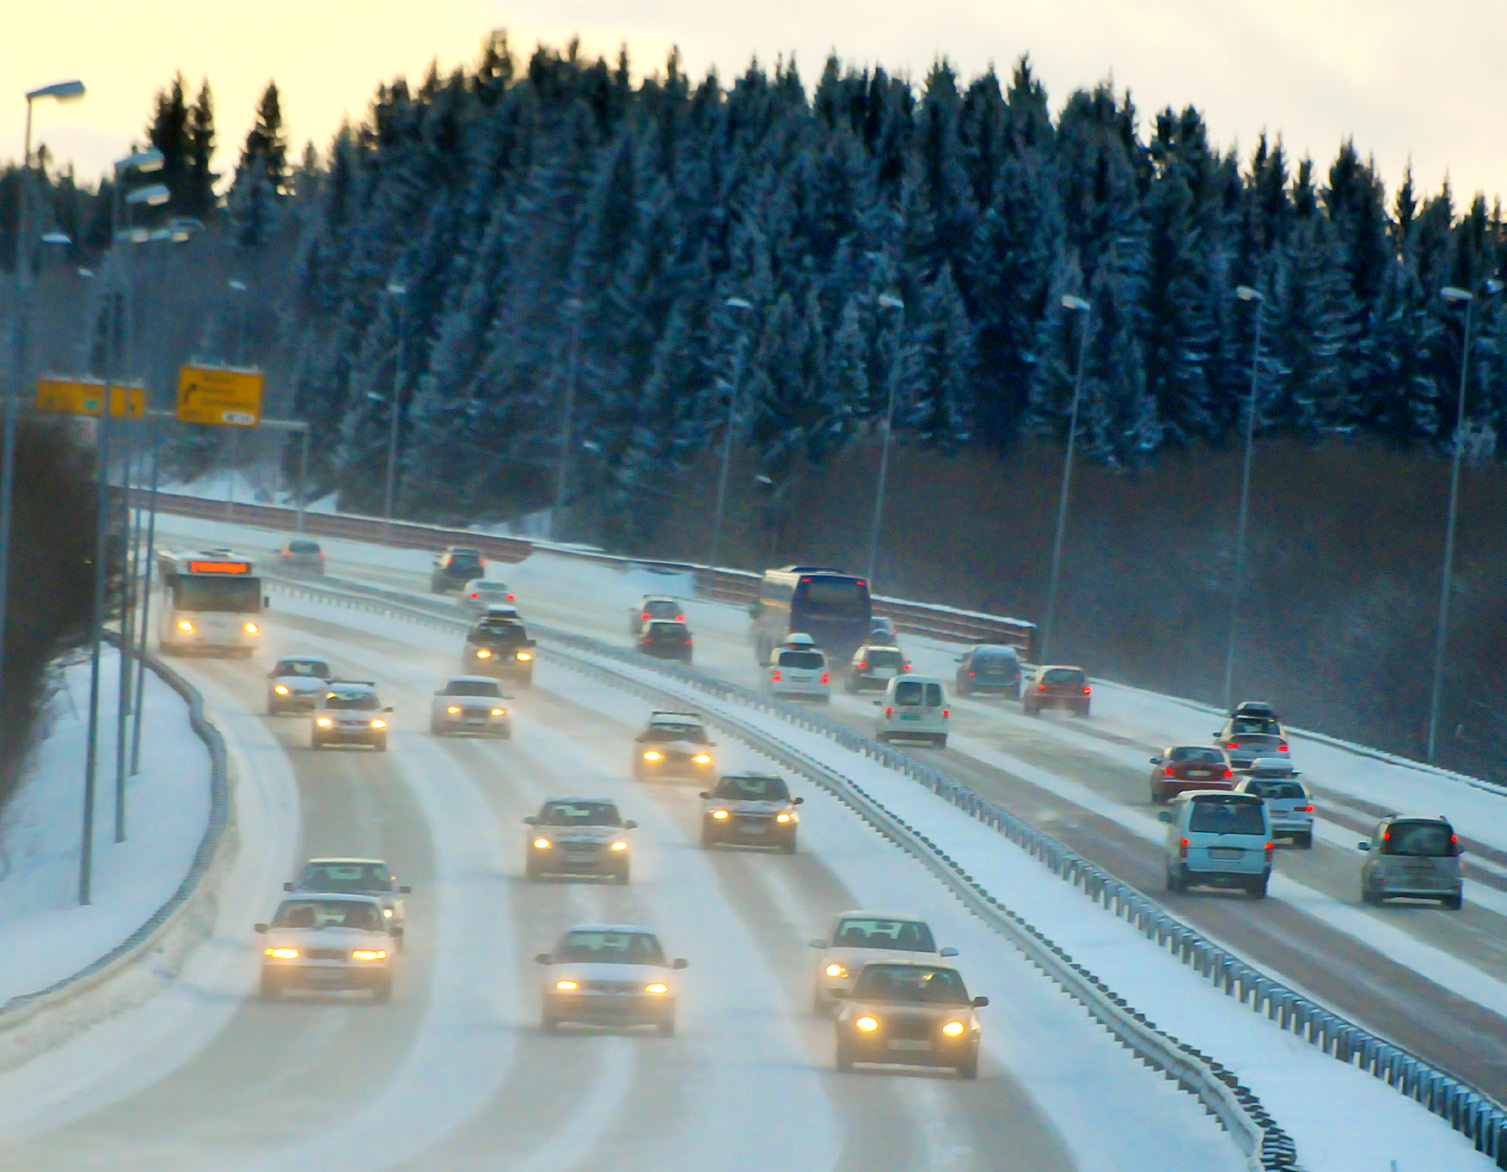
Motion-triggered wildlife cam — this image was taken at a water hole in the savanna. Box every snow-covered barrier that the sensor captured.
[0,643,234,1070]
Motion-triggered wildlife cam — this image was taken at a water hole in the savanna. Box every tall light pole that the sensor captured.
[865,291,906,585]
[1223,284,1265,711]
[0,78,85,724]
[224,279,248,522]
[380,281,407,544]
[551,297,584,541]
[1426,280,1503,761]
[1040,294,1091,664]
[708,296,753,569]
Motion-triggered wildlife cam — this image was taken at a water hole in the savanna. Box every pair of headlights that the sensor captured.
[554,979,667,994]
[642,751,713,764]
[264,947,388,962]
[316,717,386,728]
[445,706,506,716]
[709,810,792,822]
[176,621,258,634]
[532,837,629,851]
[852,1015,965,1037]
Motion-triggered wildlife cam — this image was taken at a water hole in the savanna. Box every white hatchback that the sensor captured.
[875,675,949,747]
[765,636,830,703]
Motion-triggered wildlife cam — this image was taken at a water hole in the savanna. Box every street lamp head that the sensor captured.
[1441,286,1473,304]
[41,232,71,245]
[126,183,170,207]
[1486,278,1505,296]
[1061,294,1091,313]
[385,281,407,297]
[115,148,164,174]
[725,296,753,311]
[27,80,86,103]
[77,267,94,279]
[877,292,905,311]
[1235,285,1264,303]
[228,279,248,292]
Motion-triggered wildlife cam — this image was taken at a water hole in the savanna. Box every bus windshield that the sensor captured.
[172,576,262,614]
[795,577,869,619]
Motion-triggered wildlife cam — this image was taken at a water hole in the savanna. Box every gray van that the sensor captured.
[1358,815,1463,909]
[1160,791,1273,899]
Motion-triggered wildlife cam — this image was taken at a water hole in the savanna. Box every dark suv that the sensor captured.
[1022,665,1090,716]
[636,619,693,664]
[463,615,536,685]
[955,645,1023,699]
[431,546,486,593]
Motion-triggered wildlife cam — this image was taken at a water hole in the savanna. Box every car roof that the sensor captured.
[324,679,376,690]
[890,674,943,685]
[560,922,658,935]
[1174,789,1264,803]
[645,618,687,627]
[639,595,678,604]
[782,633,817,646]
[445,546,482,554]
[280,892,385,906]
[1239,757,1295,771]
[833,909,930,923]
[305,857,388,867]
[1382,813,1453,825]
[541,795,620,805]
[1035,663,1085,672]
[466,578,508,587]
[649,709,701,721]
[852,958,961,973]
[275,655,329,665]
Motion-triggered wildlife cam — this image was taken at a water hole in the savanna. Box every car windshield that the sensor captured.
[972,648,1018,667]
[850,964,970,1004]
[645,623,689,641]
[1169,747,1225,763]
[1245,780,1306,800]
[323,689,378,710]
[1043,668,1085,685]
[1188,798,1266,834]
[1231,716,1279,736]
[171,576,262,614]
[553,930,666,966]
[893,680,942,706]
[276,660,330,678]
[287,540,320,554]
[300,863,392,892]
[833,918,937,952]
[472,621,526,644]
[777,650,824,669]
[540,801,623,826]
[643,723,707,743]
[642,600,681,619]
[469,582,509,594]
[714,774,790,802]
[865,648,903,669]
[273,899,384,931]
[443,679,502,697]
[1383,822,1455,857]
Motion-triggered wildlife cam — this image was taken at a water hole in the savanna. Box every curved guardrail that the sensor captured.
[268,570,1290,1170]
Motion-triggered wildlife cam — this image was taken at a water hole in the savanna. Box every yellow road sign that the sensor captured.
[36,378,145,418]
[177,364,264,427]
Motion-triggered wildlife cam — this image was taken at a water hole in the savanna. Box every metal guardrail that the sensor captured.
[137,491,1035,651]
[266,570,1286,1170]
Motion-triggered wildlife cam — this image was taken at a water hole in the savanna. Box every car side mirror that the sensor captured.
[282,881,294,891]
[808,938,826,949]
[698,792,710,800]
[534,953,551,965]
[672,958,688,970]
[747,603,761,618]
[384,706,394,713]
[1357,841,1370,851]
[972,995,989,1008]
[872,700,881,707]
[1157,811,1174,823]
[624,820,638,830]
[254,923,268,934]
[792,796,804,805]
[828,989,847,1000]
[954,655,964,662]
[264,595,271,608]
[707,740,718,747]
[1290,770,1302,777]
[939,947,959,958]
[523,815,537,825]
[1148,757,1161,764]
[1212,731,1221,739]
[390,926,404,940]
[433,690,443,696]
[267,669,277,678]
[398,885,411,894]
[634,734,645,743]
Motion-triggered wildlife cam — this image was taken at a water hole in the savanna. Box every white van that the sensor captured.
[1159,790,1273,899]
[875,675,949,747]
[765,634,831,703]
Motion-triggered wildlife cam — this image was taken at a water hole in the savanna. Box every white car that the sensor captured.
[1232,759,1313,848]
[311,680,392,751]
[255,893,396,1002]
[430,675,512,737]
[535,923,687,1035]
[874,675,950,747]
[808,911,957,1013]
[524,797,636,883]
[458,578,516,616]
[283,857,411,935]
[765,634,830,703]
[266,655,332,715]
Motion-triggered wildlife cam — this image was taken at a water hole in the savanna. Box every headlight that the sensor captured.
[316,717,333,728]
[516,651,532,661]
[447,706,461,714]
[555,979,577,991]
[491,708,506,716]
[533,837,552,849]
[855,1016,879,1032]
[352,949,388,962]
[475,648,492,659]
[370,718,387,729]
[776,812,792,823]
[243,622,259,635]
[642,750,663,762]
[610,840,628,852]
[825,963,846,978]
[275,685,289,695]
[711,809,729,820]
[644,982,669,995]
[383,907,393,917]
[942,1021,966,1037]
[693,753,712,765]
[265,947,299,959]
[177,619,194,633]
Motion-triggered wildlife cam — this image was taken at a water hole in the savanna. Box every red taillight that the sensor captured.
[858,662,867,669]
[772,670,782,681]
[1083,686,1091,695]
[1279,743,1289,752]
[1303,805,1314,812]
[676,613,685,621]
[821,673,829,684]
[1037,683,1046,691]
[281,551,290,557]
[470,592,480,599]
[967,670,975,676]
[1223,769,1233,779]
[942,709,949,719]
[507,593,515,601]
[1165,767,1174,776]
[1382,830,1390,840]
[1179,838,1189,859]
[885,707,893,716]
[1265,842,1275,861]
[1227,742,1239,750]
[902,662,911,672]
[641,612,650,620]
[686,639,693,645]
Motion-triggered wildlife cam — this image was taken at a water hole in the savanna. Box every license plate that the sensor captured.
[739,822,767,835]
[888,1039,931,1052]
[900,712,921,721]
[1188,770,1211,778]
[1209,848,1242,860]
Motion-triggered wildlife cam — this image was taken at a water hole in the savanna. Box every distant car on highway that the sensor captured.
[1159,791,1273,899]
[633,710,716,780]
[764,634,830,703]
[1232,760,1313,848]
[524,797,636,883]
[700,772,802,852]
[276,537,326,575]
[808,912,958,1014]
[430,675,512,738]
[636,619,693,664]
[311,680,392,751]
[845,640,908,693]
[833,961,986,1079]
[284,857,411,935]
[1213,700,1290,768]
[458,578,515,616]
[1358,814,1463,909]
[535,923,687,1035]
[266,655,332,715]
[255,894,395,1002]
[874,675,949,748]
[430,546,486,593]
[953,645,1022,699]
[463,614,536,685]
[1022,665,1091,717]
[1147,745,1233,804]
[628,595,684,636]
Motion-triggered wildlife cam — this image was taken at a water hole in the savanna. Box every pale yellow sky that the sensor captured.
[6,1,1504,207]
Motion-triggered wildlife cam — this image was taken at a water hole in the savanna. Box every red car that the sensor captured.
[1022,665,1091,716]
[1148,746,1234,803]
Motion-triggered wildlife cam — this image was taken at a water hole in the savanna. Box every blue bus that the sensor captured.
[749,566,873,664]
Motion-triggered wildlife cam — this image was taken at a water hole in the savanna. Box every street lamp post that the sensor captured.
[0,78,85,724]
[381,282,407,544]
[708,296,753,569]
[224,279,248,522]
[865,291,906,585]
[551,297,584,542]
[1040,294,1091,664]
[1223,284,1266,711]
[1426,281,1503,761]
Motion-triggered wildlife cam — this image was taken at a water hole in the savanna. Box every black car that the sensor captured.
[636,619,693,664]
[954,645,1023,699]
[431,546,486,593]
[463,615,536,685]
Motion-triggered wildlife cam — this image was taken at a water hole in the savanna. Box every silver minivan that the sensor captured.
[1358,815,1463,909]
[1160,791,1273,899]
[875,676,949,747]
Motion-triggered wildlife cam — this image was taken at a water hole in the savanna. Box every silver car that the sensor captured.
[536,923,687,1035]
[459,579,516,616]
[1232,759,1313,848]
[430,675,512,738]
[1359,815,1463,909]
[266,655,332,715]
[808,911,957,1014]
[255,894,396,1002]
[283,857,411,934]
